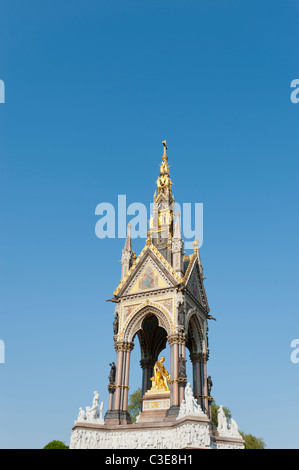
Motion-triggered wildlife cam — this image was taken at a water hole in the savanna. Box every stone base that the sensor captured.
[165,405,180,418]
[138,390,171,423]
[104,410,131,426]
[70,415,245,449]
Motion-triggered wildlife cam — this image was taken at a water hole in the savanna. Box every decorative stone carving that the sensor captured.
[177,382,205,419]
[217,405,229,434]
[77,407,86,422]
[143,399,170,411]
[168,332,186,346]
[86,391,100,421]
[172,238,183,253]
[75,391,104,424]
[114,341,134,352]
[216,442,244,449]
[70,421,211,449]
[217,405,242,438]
[229,418,242,438]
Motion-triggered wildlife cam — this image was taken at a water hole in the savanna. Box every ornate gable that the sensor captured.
[185,258,209,311]
[124,257,171,295]
[113,242,182,297]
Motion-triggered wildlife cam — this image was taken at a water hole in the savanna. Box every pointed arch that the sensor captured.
[185,310,205,355]
[123,304,173,343]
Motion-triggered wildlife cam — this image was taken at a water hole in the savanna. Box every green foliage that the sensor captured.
[43,440,69,449]
[239,432,266,449]
[128,387,142,423]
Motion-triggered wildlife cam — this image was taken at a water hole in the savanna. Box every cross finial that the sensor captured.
[162,140,168,161]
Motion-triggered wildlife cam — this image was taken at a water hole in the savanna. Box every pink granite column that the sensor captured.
[168,333,185,409]
[181,343,186,359]
[122,343,134,411]
[108,388,115,411]
[172,342,179,406]
[113,344,124,411]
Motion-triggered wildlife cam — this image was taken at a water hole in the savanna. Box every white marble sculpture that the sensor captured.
[76,391,104,424]
[229,418,242,438]
[177,382,205,419]
[217,405,229,435]
[86,391,100,420]
[217,405,242,438]
[77,407,87,423]
[99,401,104,423]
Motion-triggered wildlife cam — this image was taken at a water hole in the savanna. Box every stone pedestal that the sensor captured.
[70,384,245,450]
[70,415,245,449]
[139,390,171,423]
[104,410,131,426]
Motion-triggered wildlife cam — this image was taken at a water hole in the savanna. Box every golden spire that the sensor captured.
[160,140,169,175]
[156,140,172,197]
[148,140,174,245]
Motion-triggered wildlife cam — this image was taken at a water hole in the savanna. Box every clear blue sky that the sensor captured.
[0,0,298,449]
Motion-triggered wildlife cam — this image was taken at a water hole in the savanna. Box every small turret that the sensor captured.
[121,223,134,279]
[172,211,184,277]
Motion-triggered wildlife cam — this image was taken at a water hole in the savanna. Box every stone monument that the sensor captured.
[70,141,244,449]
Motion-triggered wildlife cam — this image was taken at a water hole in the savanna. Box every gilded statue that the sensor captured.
[150,356,170,391]
[156,175,170,190]
[160,161,169,173]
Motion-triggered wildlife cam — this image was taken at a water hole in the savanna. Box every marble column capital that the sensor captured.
[190,351,209,363]
[167,332,186,346]
[139,358,155,369]
[114,341,134,353]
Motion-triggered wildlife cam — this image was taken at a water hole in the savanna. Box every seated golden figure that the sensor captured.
[150,356,170,391]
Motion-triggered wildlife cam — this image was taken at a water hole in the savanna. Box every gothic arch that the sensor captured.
[136,316,168,362]
[185,310,204,355]
[123,304,172,343]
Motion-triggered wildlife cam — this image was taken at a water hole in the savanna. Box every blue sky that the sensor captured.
[0,0,298,449]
